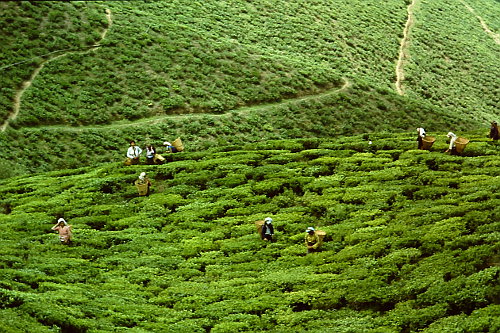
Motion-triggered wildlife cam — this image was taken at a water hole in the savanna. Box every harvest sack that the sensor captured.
[316,230,326,244]
[154,154,166,162]
[125,157,140,166]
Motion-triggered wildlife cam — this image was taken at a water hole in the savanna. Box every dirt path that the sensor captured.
[230,77,351,118]
[100,9,113,42]
[395,0,418,96]
[0,8,113,132]
[22,77,352,133]
[461,1,500,45]
[2,5,348,134]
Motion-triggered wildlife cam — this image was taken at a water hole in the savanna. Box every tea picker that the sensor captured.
[260,217,274,242]
[489,121,499,141]
[305,227,325,254]
[163,137,184,154]
[51,218,72,245]
[135,172,151,196]
[445,132,469,155]
[125,140,142,165]
[417,127,425,149]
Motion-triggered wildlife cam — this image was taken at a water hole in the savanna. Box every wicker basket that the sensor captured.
[154,154,165,163]
[316,230,326,243]
[421,136,435,150]
[125,157,140,165]
[255,220,264,237]
[455,137,469,153]
[172,137,184,152]
[135,181,149,196]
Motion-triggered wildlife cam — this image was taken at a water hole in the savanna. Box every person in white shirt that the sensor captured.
[445,132,457,154]
[417,128,426,149]
[126,140,142,165]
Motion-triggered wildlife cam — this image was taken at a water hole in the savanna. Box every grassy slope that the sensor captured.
[0,0,498,177]
[404,0,500,121]
[0,79,477,177]
[0,133,499,332]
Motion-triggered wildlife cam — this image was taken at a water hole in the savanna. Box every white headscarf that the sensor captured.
[139,172,146,181]
[58,218,68,226]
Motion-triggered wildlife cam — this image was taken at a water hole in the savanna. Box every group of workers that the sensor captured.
[257,217,324,254]
[54,125,498,246]
[126,139,181,166]
[416,121,498,154]
[52,214,324,254]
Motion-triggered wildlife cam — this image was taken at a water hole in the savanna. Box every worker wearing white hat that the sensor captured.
[305,227,320,254]
[417,128,426,149]
[51,218,72,245]
[261,217,274,242]
[445,132,457,153]
[163,141,178,153]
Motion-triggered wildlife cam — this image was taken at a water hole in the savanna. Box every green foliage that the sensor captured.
[1,0,499,330]
[1,1,496,175]
[1,135,499,331]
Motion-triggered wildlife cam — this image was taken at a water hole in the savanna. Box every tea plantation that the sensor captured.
[1,1,499,331]
[1,0,499,177]
[1,133,499,332]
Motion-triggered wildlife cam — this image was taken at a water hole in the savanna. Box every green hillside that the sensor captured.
[1,133,499,332]
[0,0,499,176]
[1,1,499,331]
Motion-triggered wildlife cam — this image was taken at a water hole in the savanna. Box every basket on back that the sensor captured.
[455,137,469,153]
[421,136,435,150]
[134,181,149,196]
[172,137,184,152]
[255,220,264,237]
[316,230,326,245]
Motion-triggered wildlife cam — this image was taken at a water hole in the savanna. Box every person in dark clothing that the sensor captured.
[489,121,499,141]
[261,217,274,242]
[163,141,178,153]
[145,145,156,165]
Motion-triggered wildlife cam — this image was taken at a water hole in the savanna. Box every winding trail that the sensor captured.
[461,1,500,45]
[1,5,350,134]
[19,78,351,133]
[395,0,418,96]
[0,8,113,132]
[99,9,113,42]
